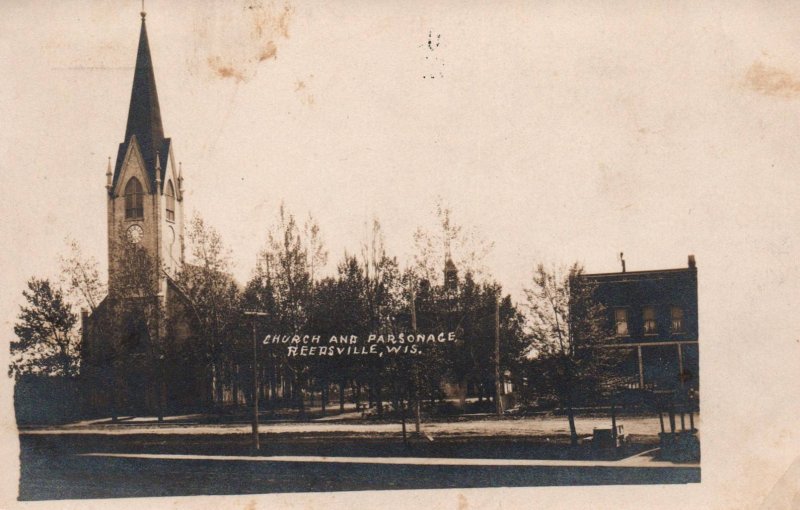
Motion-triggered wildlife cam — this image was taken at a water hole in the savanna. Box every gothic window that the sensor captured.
[124,177,144,219]
[614,308,629,336]
[671,306,684,333]
[166,180,175,222]
[643,306,657,335]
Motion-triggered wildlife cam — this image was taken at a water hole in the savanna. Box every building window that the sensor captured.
[614,308,629,336]
[671,307,684,333]
[643,306,657,335]
[166,180,175,222]
[124,177,144,219]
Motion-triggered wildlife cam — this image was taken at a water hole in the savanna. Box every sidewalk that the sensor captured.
[21,413,696,440]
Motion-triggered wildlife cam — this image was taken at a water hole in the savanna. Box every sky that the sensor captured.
[2,1,800,507]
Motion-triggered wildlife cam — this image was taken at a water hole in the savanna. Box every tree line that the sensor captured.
[11,201,623,437]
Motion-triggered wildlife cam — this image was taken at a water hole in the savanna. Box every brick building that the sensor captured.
[81,10,208,417]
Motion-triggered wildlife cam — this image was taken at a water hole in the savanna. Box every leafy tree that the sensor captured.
[409,203,531,418]
[249,203,327,415]
[242,263,280,408]
[307,275,347,412]
[258,204,325,334]
[358,220,403,416]
[409,202,464,404]
[11,278,79,378]
[174,214,243,408]
[450,275,492,401]
[497,294,529,399]
[448,275,527,407]
[311,254,371,414]
[524,262,614,445]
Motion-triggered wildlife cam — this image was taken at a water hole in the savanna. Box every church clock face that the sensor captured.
[127,224,144,244]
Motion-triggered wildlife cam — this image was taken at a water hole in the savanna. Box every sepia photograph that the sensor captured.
[1,1,799,509]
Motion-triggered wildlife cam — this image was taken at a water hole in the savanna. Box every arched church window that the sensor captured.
[166,180,175,222]
[124,177,144,219]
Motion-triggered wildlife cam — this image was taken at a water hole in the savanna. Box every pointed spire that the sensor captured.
[123,9,164,183]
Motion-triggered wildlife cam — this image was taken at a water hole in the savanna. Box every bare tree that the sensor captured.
[412,198,493,287]
[106,224,169,419]
[108,228,163,338]
[59,238,106,314]
[304,213,328,286]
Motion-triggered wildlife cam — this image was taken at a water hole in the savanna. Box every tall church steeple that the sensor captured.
[87,4,195,420]
[107,8,184,288]
[111,10,170,192]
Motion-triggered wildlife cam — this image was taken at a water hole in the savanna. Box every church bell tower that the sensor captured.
[107,9,184,296]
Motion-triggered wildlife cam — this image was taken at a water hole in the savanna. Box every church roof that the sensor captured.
[112,13,171,193]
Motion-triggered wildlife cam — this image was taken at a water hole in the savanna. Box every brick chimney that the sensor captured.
[688,254,696,268]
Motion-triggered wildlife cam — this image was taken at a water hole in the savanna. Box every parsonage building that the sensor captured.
[583,255,699,395]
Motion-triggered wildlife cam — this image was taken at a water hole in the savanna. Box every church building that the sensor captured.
[81,10,208,417]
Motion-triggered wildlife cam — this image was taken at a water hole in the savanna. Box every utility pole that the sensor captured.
[244,310,268,450]
[411,287,421,434]
[494,296,503,416]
